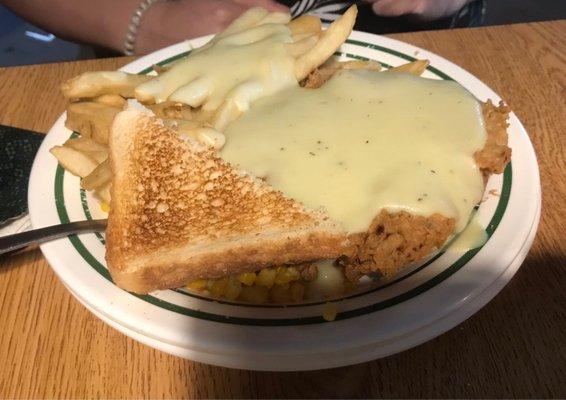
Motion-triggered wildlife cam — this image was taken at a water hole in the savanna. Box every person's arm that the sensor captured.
[1,0,287,54]
[366,0,473,20]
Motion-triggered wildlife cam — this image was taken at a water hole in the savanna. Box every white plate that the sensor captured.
[28,31,541,370]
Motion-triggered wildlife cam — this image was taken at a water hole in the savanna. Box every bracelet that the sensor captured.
[124,0,162,55]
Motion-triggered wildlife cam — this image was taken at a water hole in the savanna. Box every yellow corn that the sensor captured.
[210,277,229,298]
[239,286,269,304]
[100,202,110,213]
[322,302,338,322]
[290,281,306,302]
[256,268,276,288]
[287,266,301,280]
[192,266,349,306]
[274,266,301,285]
[274,267,291,285]
[270,283,291,303]
[237,272,256,286]
[224,277,242,300]
[186,279,207,291]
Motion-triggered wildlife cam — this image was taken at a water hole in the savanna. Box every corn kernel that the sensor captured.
[270,283,291,303]
[239,286,269,304]
[210,277,229,298]
[274,266,301,285]
[322,302,338,322]
[186,279,207,291]
[256,268,276,288]
[224,277,242,300]
[290,282,306,302]
[287,266,301,281]
[100,202,110,213]
[237,272,256,286]
[274,267,292,285]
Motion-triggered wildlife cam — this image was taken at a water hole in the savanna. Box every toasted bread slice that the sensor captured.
[106,105,348,293]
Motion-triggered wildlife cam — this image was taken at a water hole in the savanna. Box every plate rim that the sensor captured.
[49,36,512,324]
[63,196,541,370]
[28,30,541,367]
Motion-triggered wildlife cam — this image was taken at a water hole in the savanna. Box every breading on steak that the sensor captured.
[340,211,455,282]
[476,100,512,178]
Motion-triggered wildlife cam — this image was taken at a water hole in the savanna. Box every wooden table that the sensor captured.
[1,20,565,398]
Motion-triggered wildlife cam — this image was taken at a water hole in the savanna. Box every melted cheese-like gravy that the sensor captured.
[135,24,296,109]
[222,70,486,234]
[446,213,488,252]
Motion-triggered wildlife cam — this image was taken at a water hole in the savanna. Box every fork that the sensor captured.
[0,219,107,255]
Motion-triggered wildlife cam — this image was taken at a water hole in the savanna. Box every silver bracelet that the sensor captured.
[124,0,162,55]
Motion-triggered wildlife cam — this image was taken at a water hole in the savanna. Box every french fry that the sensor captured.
[163,118,202,133]
[61,71,152,99]
[257,11,291,26]
[213,100,243,132]
[136,22,292,104]
[192,107,215,124]
[339,60,381,71]
[147,101,194,119]
[217,7,270,38]
[83,150,107,164]
[151,64,170,74]
[303,59,383,88]
[191,9,287,55]
[50,146,98,178]
[64,137,108,163]
[93,94,126,108]
[217,23,291,48]
[173,103,193,120]
[163,118,225,149]
[213,81,263,131]
[292,32,321,42]
[287,15,322,41]
[81,159,112,191]
[302,67,335,88]
[389,60,430,76]
[285,35,319,58]
[135,68,199,104]
[195,127,226,150]
[64,136,108,153]
[93,182,112,204]
[65,102,121,144]
[169,77,213,107]
[294,5,357,80]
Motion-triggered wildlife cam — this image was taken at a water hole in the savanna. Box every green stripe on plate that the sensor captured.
[80,189,105,244]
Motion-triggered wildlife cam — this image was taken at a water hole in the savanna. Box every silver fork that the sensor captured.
[0,219,107,255]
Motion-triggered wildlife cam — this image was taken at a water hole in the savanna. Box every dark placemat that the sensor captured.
[0,125,44,225]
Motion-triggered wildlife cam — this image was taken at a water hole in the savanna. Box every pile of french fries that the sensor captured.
[50,4,429,206]
[51,137,112,202]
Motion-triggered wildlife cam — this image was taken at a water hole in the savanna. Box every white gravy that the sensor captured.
[222,70,486,234]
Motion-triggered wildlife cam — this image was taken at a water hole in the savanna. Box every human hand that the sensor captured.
[365,0,472,21]
[136,0,288,54]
